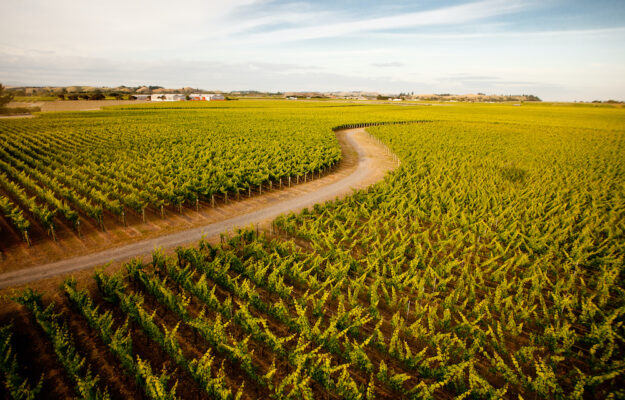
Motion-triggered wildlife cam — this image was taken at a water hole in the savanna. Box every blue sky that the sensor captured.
[1,0,624,100]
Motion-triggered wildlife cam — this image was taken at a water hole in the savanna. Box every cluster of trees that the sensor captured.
[591,99,623,104]
[58,91,106,100]
[0,84,14,110]
[56,88,127,100]
[0,83,41,115]
[523,94,541,101]
[6,85,156,100]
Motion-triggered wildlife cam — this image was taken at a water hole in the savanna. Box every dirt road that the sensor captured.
[0,128,396,289]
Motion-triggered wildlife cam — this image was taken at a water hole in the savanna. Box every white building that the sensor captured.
[151,94,186,101]
[189,93,225,101]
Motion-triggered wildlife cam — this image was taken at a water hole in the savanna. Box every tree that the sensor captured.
[0,84,15,109]
[89,92,105,100]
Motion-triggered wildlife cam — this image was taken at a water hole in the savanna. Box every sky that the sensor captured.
[1,0,624,101]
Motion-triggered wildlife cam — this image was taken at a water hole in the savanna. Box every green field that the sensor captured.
[1,100,624,399]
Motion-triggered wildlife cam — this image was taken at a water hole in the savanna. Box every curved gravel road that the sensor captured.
[0,128,390,289]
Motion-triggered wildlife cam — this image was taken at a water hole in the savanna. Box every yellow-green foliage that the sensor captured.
[4,100,625,399]
[275,100,625,397]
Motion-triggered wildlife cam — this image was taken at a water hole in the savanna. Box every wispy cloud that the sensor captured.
[367,26,625,40]
[246,0,528,42]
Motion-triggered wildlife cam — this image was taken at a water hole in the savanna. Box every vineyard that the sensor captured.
[0,103,345,247]
[0,101,624,399]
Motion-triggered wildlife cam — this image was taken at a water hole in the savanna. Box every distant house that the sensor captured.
[189,93,226,101]
[151,94,185,101]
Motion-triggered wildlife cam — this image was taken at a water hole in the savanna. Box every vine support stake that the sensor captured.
[289,176,291,187]
[211,195,215,208]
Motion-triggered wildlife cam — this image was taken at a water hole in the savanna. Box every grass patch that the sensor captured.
[0,106,41,115]
[11,96,57,102]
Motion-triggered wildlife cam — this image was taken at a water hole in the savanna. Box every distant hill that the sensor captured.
[4,85,542,103]
[409,93,541,102]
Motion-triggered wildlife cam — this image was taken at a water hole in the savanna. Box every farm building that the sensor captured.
[151,94,186,101]
[189,93,225,101]
[133,94,151,100]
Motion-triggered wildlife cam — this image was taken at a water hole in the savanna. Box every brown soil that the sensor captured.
[6,99,148,113]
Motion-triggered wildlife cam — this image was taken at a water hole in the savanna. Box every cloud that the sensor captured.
[0,51,424,92]
[368,26,625,40]
[0,0,271,57]
[246,0,528,42]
